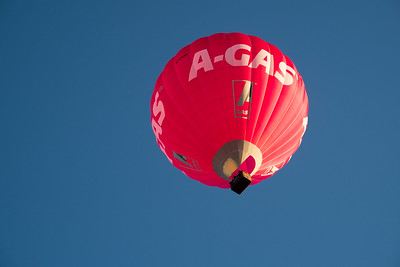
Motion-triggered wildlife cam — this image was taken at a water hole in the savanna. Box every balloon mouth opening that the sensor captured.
[212,140,262,181]
[222,157,239,178]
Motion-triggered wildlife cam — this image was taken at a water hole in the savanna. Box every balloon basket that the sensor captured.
[229,171,252,195]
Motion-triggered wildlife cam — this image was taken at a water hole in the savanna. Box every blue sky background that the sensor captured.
[1,0,400,266]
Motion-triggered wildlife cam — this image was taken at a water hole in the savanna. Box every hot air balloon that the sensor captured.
[151,33,308,194]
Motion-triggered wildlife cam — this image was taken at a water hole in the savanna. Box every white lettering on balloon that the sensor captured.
[188,44,298,85]
[189,49,214,82]
[151,91,173,163]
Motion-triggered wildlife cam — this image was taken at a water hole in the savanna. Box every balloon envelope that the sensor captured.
[151,32,308,189]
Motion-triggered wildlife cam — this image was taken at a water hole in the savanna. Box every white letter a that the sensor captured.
[189,49,214,81]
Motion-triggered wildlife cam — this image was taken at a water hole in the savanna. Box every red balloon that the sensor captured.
[151,33,308,192]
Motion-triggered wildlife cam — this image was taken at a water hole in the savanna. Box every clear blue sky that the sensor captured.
[1,0,400,266]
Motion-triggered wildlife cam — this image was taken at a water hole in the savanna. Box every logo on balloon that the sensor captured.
[233,80,253,119]
[173,151,202,171]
